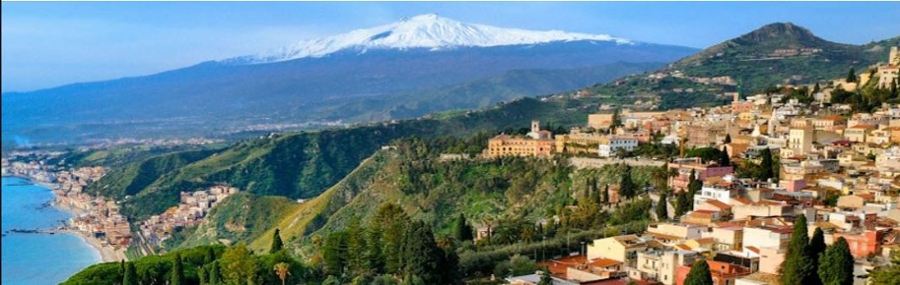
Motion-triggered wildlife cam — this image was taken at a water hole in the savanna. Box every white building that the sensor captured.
[599,136,639,158]
[693,186,732,209]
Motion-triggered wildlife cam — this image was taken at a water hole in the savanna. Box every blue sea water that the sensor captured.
[1,176,101,285]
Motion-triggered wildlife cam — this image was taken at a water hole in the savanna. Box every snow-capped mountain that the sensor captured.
[225,13,632,64]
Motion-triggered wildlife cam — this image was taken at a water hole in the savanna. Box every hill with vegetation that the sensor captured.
[670,22,900,92]
[88,95,606,219]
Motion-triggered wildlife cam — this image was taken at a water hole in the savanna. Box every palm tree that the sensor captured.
[273,262,290,285]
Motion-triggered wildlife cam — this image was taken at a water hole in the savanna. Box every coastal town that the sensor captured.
[3,45,898,284]
[2,152,239,262]
[491,47,900,285]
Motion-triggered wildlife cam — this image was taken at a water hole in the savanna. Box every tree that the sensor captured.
[724,134,732,144]
[687,169,702,197]
[846,68,857,83]
[204,247,216,265]
[810,228,827,284]
[818,237,854,285]
[453,214,474,242]
[274,262,290,285]
[870,251,900,285]
[781,214,816,285]
[323,231,349,275]
[675,191,690,217]
[656,193,669,221]
[759,148,775,181]
[171,253,185,285]
[220,244,258,285]
[719,146,730,167]
[123,262,137,285]
[538,268,553,285]
[611,108,623,131]
[198,266,208,285]
[270,229,285,253]
[619,165,636,199]
[365,226,386,274]
[601,184,609,204]
[402,221,444,284]
[208,261,221,285]
[684,260,713,285]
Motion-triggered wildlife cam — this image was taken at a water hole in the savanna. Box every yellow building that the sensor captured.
[844,124,874,143]
[486,135,555,158]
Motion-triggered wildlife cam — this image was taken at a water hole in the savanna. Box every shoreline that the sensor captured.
[3,175,127,263]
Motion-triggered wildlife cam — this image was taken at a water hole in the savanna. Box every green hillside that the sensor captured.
[671,23,900,93]
[95,95,602,219]
[177,193,300,249]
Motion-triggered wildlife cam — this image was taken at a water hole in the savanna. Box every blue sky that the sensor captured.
[3,2,899,92]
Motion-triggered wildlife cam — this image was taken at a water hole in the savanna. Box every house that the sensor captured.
[645,223,708,243]
[693,187,732,209]
[709,226,744,251]
[486,134,555,158]
[668,158,734,192]
[587,235,656,266]
[599,136,639,158]
[631,250,699,285]
[844,124,874,142]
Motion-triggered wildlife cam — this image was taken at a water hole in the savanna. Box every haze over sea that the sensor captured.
[1,176,101,285]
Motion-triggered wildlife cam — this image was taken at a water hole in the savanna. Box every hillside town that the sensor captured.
[2,152,240,260]
[493,47,900,285]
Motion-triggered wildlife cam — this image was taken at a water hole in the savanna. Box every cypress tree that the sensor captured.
[453,214,473,242]
[208,261,221,285]
[619,165,636,199]
[760,148,774,181]
[846,68,857,83]
[204,247,216,264]
[684,260,713,285]
[198,266,208,285]
[656,193,669,221]
[687,169,702,197]
[719,146,730,167]
[810,227,827,285]
[123,262,137,285]
[601,184,609,204]
[724,134,732,144]
[675,191,690,217]
[818,237,854,285]
[171,252,185,285]
[270,228,285,253]
[781,215,816,285]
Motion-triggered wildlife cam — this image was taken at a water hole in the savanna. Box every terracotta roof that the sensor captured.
[731,198,752,205]
[703,200,733,210]
[588,258,623,268]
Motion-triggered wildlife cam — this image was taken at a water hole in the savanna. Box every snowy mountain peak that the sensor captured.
[224,14,632,64]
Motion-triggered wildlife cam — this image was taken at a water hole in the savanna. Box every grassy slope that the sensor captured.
[177,192,299,249]
[98,96,598,219]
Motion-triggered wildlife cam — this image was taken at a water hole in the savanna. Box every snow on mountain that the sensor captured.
[224,13,632,64]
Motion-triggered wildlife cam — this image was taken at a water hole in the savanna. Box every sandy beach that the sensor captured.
[63,229,127,263]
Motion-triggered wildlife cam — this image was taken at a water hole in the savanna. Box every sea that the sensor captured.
[1,176,101,285]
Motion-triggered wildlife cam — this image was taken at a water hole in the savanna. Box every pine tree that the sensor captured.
[453,214,473,242]
[365,226,385,274]
[270,228,285,253]
[684,260,713,285]
[402,221,444,284]
[781,215,816,285]
[818,237,854,285]
[810,227,827,285]
[656,192,669,221]
[323,231,349,275]
[346,218,368,274]
[123,262,137,285]
[171,253,185,285]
